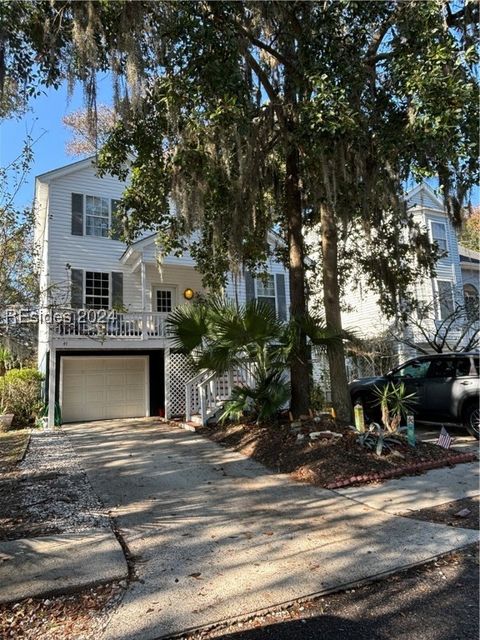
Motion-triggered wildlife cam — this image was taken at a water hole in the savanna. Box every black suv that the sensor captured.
[349,352,480,438]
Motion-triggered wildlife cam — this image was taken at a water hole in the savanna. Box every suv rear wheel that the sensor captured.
[463,401,480,439]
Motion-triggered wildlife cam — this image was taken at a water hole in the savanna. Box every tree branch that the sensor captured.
[243,49,285,129]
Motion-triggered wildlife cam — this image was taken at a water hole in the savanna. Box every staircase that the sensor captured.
[185,366,254,426]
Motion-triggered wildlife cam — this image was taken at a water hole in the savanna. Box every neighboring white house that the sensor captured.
[34,157,290,426]
[341,183,479,357]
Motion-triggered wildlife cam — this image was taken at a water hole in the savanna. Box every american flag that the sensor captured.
[437,426,453,449]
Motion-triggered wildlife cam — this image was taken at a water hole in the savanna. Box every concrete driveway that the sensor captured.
[64,419,478,640]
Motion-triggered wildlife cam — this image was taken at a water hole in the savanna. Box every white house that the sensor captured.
[34,157,290,426]
[341,183,479,356]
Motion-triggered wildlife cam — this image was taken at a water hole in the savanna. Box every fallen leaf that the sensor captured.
[454,508,471,518]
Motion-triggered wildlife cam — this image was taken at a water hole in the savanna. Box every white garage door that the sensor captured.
[61,357,148,423]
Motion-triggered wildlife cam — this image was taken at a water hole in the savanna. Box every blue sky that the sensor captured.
[1,77,478,210]
[1,76,113,209]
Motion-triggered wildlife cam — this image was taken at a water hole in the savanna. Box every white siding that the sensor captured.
[35,180,51,373]
[341,184,466,341]
[144,263,205,311]
[341,279,392,337]
[37,159,291,330]
[44,166,141,309]
[224,258,290,313]
[406,185,443,210]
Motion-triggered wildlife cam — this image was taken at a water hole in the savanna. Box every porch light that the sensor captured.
[183,288,195,300]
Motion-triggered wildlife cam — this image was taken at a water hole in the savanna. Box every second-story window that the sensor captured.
[431,221,448,254]
[256,274,276,312]
[85,271,110,309]
[86,196,110,237]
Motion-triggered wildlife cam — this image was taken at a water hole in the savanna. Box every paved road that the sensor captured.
[64,419,478,640]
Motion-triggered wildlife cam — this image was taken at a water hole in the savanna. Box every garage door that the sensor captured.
[61,357,148,422]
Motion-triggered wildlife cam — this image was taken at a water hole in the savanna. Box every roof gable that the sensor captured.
[406,183,445,211]
[36,156,97,182]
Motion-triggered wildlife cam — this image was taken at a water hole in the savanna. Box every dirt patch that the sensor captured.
[401,496,479,530]
[199,418,477,489]
[0,581,124,640]
[0,430,30,471]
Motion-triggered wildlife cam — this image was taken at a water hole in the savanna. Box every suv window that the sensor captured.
[455,358,472,377]
[393,360,430,379]
[427,358,456,378]
[473,357,480,376]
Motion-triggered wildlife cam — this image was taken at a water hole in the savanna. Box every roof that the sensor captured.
[458,244,480,265]
[405,183,445,211]
[35,156,97,182]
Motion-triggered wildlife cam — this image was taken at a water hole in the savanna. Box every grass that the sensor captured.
[0,429,30,471]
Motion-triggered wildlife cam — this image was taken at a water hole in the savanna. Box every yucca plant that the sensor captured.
[373,382,417,433]
[350,422,406,456]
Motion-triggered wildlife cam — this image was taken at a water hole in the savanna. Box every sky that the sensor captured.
[1,75,113,210]
[1,76,478,211]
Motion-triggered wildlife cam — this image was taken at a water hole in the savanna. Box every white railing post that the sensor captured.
[186,383,192,422]
[47,347,57,427]
[200,385,206,425]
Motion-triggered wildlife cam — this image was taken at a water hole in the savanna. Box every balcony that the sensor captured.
[50,310,169,341]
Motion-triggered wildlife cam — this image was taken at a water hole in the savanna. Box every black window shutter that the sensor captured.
[71,269,83,308]
[275,273,287,321]
[111,272,124,310]
[110,199,123,241]
[245,271,255,302]
[71,193,84,236]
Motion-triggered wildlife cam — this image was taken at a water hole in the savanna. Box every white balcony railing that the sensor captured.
[51,310,169,340]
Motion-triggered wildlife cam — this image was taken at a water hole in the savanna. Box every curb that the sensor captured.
[327,452,478,489]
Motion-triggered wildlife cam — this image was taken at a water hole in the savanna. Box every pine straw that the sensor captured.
[0,582,123,640]
[199,417,472,488]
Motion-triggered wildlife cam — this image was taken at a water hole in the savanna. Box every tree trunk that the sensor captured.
[282,26,310,417]
[320,203,351,421]
[286,142,310,417]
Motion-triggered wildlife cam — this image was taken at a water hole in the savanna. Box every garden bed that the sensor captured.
[198,416,477,489]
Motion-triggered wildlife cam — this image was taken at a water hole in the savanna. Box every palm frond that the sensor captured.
[166,303,209,352]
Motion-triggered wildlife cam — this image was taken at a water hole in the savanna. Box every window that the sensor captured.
[455,358,472,377]
[436,280,454,320]
[427,358,456,378]
[431,221,448,254]
[86,196,110,237]
[256,274,276,312]
[464,284,479,320]
[473,357,480,377]
[85,272,110,309]
[156,289,173,313]
[393,359,431,379]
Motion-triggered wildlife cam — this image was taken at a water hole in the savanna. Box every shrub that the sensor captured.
[219,369,290,424]
[0,368,44,426]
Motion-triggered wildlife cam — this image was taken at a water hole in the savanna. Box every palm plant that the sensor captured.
[167,297,348,424]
